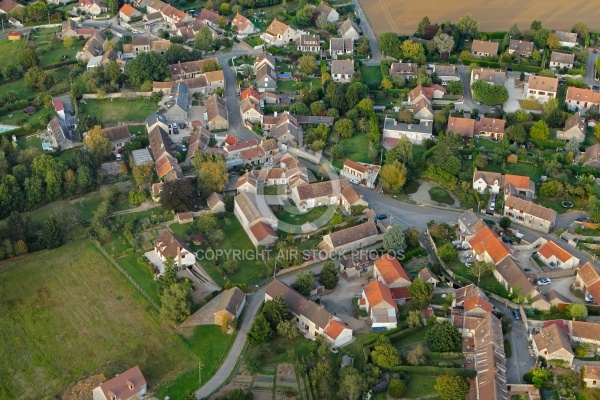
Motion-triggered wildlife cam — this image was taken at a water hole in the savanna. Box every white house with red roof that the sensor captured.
[231,13,256,36]
[373,254,411,288]
[92,366,146,400]
[323,320,353,347]
[359,280,398,330]
[52,98,65,119]
[537,240,579,269]
[341,159,380,189]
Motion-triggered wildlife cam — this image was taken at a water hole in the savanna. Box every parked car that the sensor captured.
[537,278,551,286]
[174,145,182,152]
[502,236,514,244]
[594,49,598,54]
[70,109,75,116]
[586,293,595,303]
[116,153,122,161]
[179,122,187,129]
[489,202,495,212]
[512,309,521,320]
[524,268,532,273]
[173,128,179,134]
[376,214,387,220]
[350,178,360,184]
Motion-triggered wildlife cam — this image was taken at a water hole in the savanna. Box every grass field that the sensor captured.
[0,241,199,399]
[274,206,332,226]
[361,65,382,88]
[358,0,600,34]
[83,98,160,124]
[37,39,85,68]
[0,65,72,101]
[0,38,26,67]
[405,374,437,398]
[116,251,162,305]
[333,131,370,169]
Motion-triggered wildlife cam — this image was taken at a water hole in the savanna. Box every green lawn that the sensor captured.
[83,98,160,124]
[16,135,43,150]
[428,186,454,205]
[405,374,438,398]
[361,65,382,88]
[245,36,263,47]
[0,65,73,101]
[0,240,200,399]
[116,252,162,305]
[333,131,370,169]
[0,38,26,67]
[446,260,510,298]
[104,232,132,256]
[37,39,85,68]
[128,124,146,136]
[5,106,55,129]
[274,205,332,226]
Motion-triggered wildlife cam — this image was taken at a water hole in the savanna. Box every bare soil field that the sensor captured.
[359,0,600,35]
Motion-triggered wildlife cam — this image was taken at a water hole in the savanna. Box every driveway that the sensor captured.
[491,299,535,383]
[585,49,600,86]
[504,77,523,112]
[537,276,580,302]
[409,180,460,209]
[455,66,490,113]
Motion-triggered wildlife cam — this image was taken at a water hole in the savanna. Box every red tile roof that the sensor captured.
[241,87,260,101]
[97,366,146,400]
[120,3,137,16]
[538,240,574,263]
[250,221,277,242]
[467,225,510,264]
[323,320,347,339]
[390,286,411,300]
[464,296,493,312]
[363,280,397,311]
[374,254,410,285]
[52,99,64,111]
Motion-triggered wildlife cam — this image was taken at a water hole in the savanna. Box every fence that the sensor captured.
[533,267,578,281]
[82,92,154,99]
[425,229,456,280]
[92,240,160,310]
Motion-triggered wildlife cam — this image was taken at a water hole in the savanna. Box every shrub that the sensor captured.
[388,379,406,398]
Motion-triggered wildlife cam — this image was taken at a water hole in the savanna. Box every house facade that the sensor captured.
[319,221,380,253]
[503,195,557,232]
[341,159,380,188]
[329,37,354,58]
[382,118,433,146]
[525,75,558,103]
[92,366,147,400]
[339,18,361,40]
[331,59,354,83]
[213,287,246,325]
[532,324,574,367]
[102,125,132,151]
[373,255,411,288]
[359,280,398,330]
[154,230,196,269]
[550,52,575,70]
[315,2,339,22]
[566,87,600,111]
[471,40,499,58]
[297,34,321,52]
[231,13,255,36]
[557,112,585,142]
[537,240,579,269]
[205,94,229,131]
[472,170,502,194]
[262,19,297,46]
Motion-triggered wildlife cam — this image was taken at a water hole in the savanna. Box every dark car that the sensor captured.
[512,309,521,320]
[179,122,187,129]
[502,236,514,244]
[70,109,75,116]
[594,49,598,54]
[594,85,600,92]
[524,268,532,273]
[174,145,182,152]
[173,127,179,134]
[376,213,387,220]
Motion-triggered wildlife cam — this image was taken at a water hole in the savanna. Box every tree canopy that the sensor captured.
[471,80,509,106]
[426,321,461,352]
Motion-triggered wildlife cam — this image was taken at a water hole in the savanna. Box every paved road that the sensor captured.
[456,66,490,113]
[214,46,262,141]
[490,299,535,383]
[195,288,265,398]
[584,48,600,86]
[352,0,381,65]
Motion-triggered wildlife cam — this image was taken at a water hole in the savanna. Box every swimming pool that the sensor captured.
[0,124,18,134]
[278,73,292,79]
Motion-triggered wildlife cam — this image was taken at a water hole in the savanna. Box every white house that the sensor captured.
[570,320,600,346]
[373,254,411,288]
[532,323,574,367]
[52,98,65,119]
[359,280,398,330]
[584,366,600,388]
[525,75,558,103]
[557,112,585,142]
[154,230,196,269]
[341,159,380,189]
[315,2,339,23]
[472,170,502,194]
[550,52,575,70]
[262,19,297,46]
[231,13,256,36]
[382,118,433,147]
[556,31,577,48]
[537,240,579,269]
[339,18,361,40]
[92,366,147,400]
[331,59,354,83]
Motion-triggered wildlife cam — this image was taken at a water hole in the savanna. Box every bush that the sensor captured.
[388,379,406,398]
[389,365,477,378]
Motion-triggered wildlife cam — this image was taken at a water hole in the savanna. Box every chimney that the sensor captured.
[425,121,429,126]
[274,111,278,117]
[126,379,134,390]
[408,124,412,130]
[393,120,397,126]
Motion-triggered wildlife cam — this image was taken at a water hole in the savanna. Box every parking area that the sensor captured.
[504,77,524,112]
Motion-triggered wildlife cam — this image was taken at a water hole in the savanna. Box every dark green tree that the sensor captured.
[294,271,314,296]
[160,281,192,327]
[262,296,289,329]
[319,261,338,289]
[426,321,461,352]
[124,52,169,85]
[371,336,400,369]
[248,313,273,344]
[42,215,63,249]
[409,277,434,309]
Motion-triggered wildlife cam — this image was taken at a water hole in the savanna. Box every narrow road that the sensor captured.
[352,0,381,65]
[584,48,600,86]
[195,287,265,398]
[215,45,262,141]
[455,66,490,113]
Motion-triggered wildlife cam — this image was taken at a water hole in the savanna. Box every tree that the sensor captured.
[380,161,407,192]
[42,215,63,249]
[434,375,470,400]
[248,313,273,344]
[499,216,512,229]
[505,124,527,143]
[192,152,228,198]
[18,48,39,69]
[14,240,28,256]
[530,368,553,388]
[407,310,423,328]
[581,388,600,400]
[383,226,406,253]
[83,125,112,162]
[416,16,431,37]
[108,0,118,14]
[294,271,314,296]
[566,303,588,321]
[320,261,338,289]
[371,336,400,369]
[426,321,461,352]
[194,26,215,51]
[219,2,230,15]
[24,66,51,91]
[572,21,589,39]
[388,379,406,398]
[475,153,488,169]
[339,367,365,400]
[345,82,369,109]
[334,118,354,138]
[385,137,413,164]
[132,163,154,187]
[316,13,329,29]
[472,79,509,105]
[546,32,560,50]
[534,28,550,49]
[508,23,521,38]
[277,320,299,341]
[378,32,402,59]
[160,281,192,327]
[407,343,427,366]
[157,258,178,296]
[433,33,455,57]
[380,77,393,90]
[262,296,289,329]
[294,4,313,26]
[299,54,316,75]
[63,37,74,47]
[457,14,479,40]
[398,108,415,123]
[446,80,463,95]
[409,277,433,309]
[124,52,169,85]
[289,101,309,116]
[438,242,458,262]
[160,178,196,212]
[530,120,550,142]
[401,40,424,60]
[470,261,495,284]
